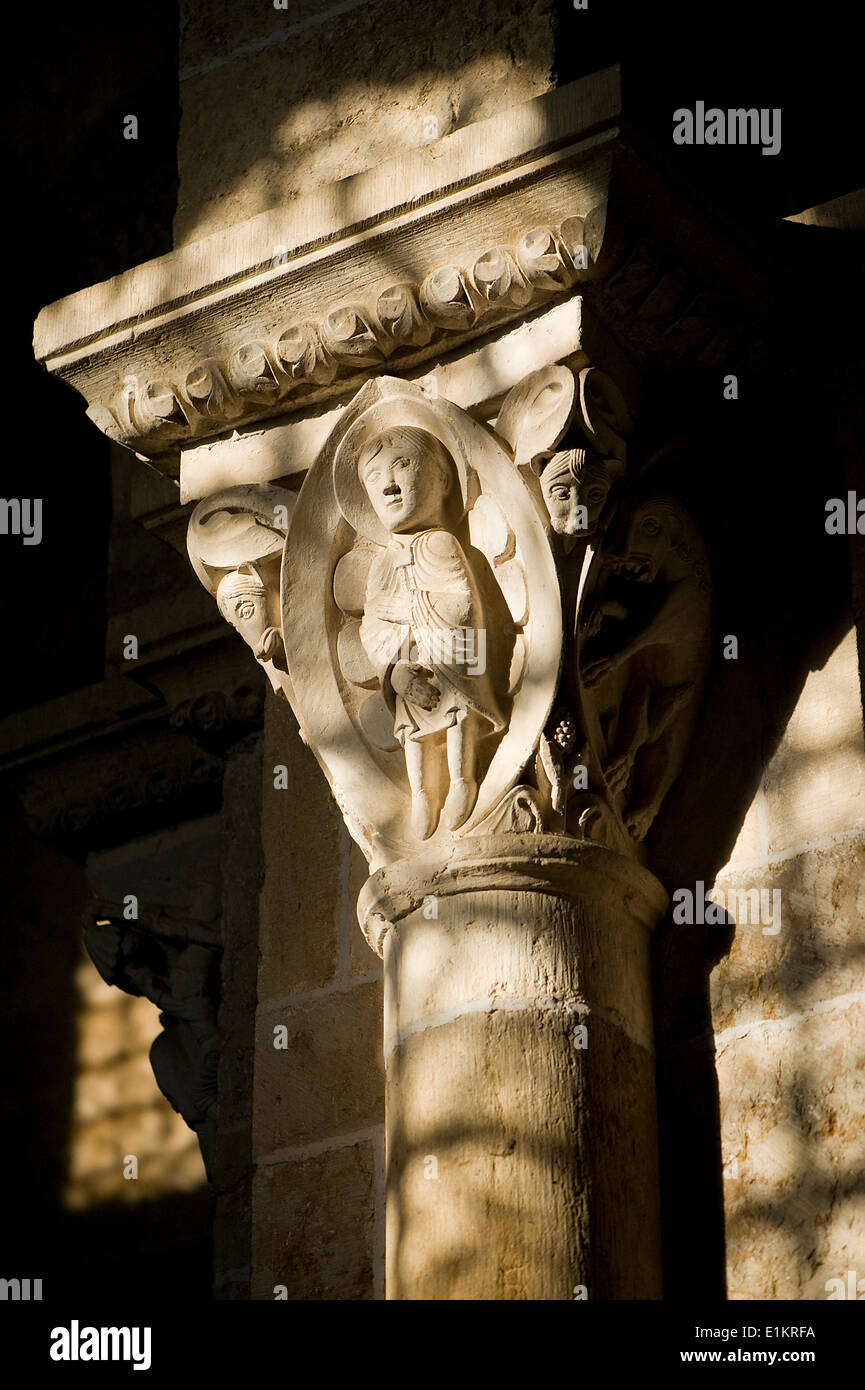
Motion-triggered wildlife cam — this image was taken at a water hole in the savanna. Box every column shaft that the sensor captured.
[363,834,667,1299]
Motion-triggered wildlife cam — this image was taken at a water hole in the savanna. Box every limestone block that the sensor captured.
[253,981,384,1155]
[252,1138,380,1300]
[176,0,556,244]
[258,695,345,998]
[723,790,765,866]
[711,840,865,1037]
[717,999,865,1300]
[213,1171,254,1295]
[180,0,343,70]
[763,628,865,855]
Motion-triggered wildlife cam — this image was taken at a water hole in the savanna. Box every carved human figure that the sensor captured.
[84,906,219,1170]
[540,444,623,693]
[355,425,505,839]
[530,446,625,835]
[186,484,295,699]
[580,496,711,840]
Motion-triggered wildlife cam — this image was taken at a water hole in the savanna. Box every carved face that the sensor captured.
[216,568,282,664]
[540,451,610,538]
[621,504,671,582]
[359,430,453,534]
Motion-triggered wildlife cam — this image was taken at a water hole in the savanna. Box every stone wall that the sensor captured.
[712,627,865,1299]
[707,191,865,1300]
[213,734,266,1300]
[175,0,556,244]
[249,694,384,1299]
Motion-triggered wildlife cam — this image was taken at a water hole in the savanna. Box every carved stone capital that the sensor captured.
[32,62,772,1303]
[39,65,718,960]
[184,354,711,885]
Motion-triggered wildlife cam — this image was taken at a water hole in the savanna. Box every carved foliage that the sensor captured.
[101,216,599,451]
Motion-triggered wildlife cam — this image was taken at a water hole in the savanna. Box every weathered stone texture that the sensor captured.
[257,695,347,997]
[379,846,667,1299]
[176,0,556,244]
[711,845,865,1038]
[250,691,384,1296]
[712,627,865,1299]
[213,734,265,1299]
[253,981,384,1154]
[761,628,865,854]
[252,1135,382,1300]
[718,1002,865,1301]
[389,1005,659,1300]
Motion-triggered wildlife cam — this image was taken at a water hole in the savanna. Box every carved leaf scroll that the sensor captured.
[98,213,598,453]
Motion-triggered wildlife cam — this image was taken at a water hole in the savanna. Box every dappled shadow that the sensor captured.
[174,0,556,245]
[643,333,862,1297]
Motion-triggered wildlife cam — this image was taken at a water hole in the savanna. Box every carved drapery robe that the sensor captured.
[359,528,505,743]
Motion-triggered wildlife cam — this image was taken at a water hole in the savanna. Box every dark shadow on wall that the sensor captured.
[0,797,213,1301]
[0,0,180,720]
[0,1,200,1304]
[554,0,863,219]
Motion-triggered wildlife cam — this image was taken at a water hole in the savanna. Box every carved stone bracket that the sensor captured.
[35,72,620,468]
[187,483,296,702]
[85,895,221,1175]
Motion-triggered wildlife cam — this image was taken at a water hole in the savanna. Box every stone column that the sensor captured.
[361,835,667,1299]
[36,70,754,1299]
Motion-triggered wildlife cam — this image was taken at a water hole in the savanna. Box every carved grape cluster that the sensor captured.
[553,713,576,752]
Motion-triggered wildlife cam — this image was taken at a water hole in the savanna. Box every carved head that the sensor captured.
[358,427,455,534]
[216,565,283,664]
[540,449,612,539]
[620,499,682,583]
